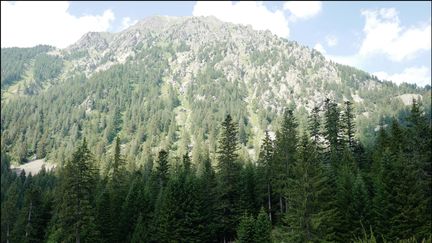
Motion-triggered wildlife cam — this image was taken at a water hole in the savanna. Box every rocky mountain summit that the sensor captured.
[1,16,430,164]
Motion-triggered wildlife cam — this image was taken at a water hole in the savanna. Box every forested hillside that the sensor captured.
[1,100,430,242]
[1,16,430,168]
[1,15,431,242]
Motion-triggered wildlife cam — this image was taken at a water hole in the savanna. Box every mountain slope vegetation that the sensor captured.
[1,16,430,167]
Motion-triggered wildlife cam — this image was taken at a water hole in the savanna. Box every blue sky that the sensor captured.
[1,1,431,86]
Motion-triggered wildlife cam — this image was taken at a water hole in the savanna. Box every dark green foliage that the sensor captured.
[372,117,430,241]
[156,149,169,188]
[342,101,356,149]
[284,135,337,242]
[198,152,220,242]
[323,98,343,161]
[1,183,19,243]
[95,188,114,242]
[1,105,430,242]
[237,214,255,243]
[351,173,371,237]
[237,208,272,243]
[309,106,321,145]
[217,114,242,241]
[238,163,260,215]
[50,139,100,242]
[273,109,298,220]
[254,208,272,243]
[33,54,63,83]
[1,45,52,88]
[257,131,274,222]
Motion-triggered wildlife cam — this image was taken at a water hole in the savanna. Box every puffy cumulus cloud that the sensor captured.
[359,8,431,62]
[373,66,431,86]
[321,7,430,87]
[1,1,115,48]
[314,43,326,54]
[325,35,338,47]
[193,1,289,38]
[120,17,138,31]
[283,1,322,20]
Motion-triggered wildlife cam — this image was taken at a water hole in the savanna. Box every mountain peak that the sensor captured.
[67,31,113,52]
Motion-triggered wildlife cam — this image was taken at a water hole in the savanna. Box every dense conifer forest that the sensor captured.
[1,99,430,242]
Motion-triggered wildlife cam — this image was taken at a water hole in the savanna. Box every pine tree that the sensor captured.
[323,98,343,164]
[334,163,356,240]
[373,119,429,240]
[273,109,298,218]
[121,176,153,242]
[342,100,356,149]
[12,185,47,243]
[95,187,114,242]
[130,214,145,243]
[199,150,220,242]
[236,214,255,243]
[406,99,432,233]
[1,183,19,243]
[238,163,259,216]
[284,135,337,242]
[254,208,272,243]
[156,149,169,188]
[182,152,192,173]
[111,136,126,181]
[257,130,274,222]
[351,172,371,238]
[309,106,321,145]
[216,114,241,242]
[55,139,100,242]
[109,136,127,242]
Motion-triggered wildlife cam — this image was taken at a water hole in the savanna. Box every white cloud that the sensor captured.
[359,8,431,62]
[325,35,338,47]
[320,7,431,88]
[283,1,322,20]
[1,1,115,48]
[120,17,138,31]
[193,1,289,38]
[314,43,326,54]
[373,66,431,86]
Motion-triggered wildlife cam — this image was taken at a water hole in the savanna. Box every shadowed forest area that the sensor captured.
[1,99,430,242]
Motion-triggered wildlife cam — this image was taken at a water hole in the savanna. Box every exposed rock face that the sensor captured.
[1,16,429,163]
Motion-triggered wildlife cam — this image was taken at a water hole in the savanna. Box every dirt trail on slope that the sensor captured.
[10,159,56,175]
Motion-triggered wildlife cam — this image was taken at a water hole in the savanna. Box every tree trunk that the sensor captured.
[267,183,272,222]
[7,224,10,243]
[76,227,80,243]
[26,200,33,238]
[279,195,283,215]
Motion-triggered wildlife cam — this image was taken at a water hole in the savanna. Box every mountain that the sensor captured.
[1,16,430,167]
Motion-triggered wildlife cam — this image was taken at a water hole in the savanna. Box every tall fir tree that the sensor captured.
[236,214,255,243]
[257,130,274,222]
[309,106,321,146]
[406,99,432,231]
[216,114,241,242]
[254,207,272,243]
[284,135,338,242]
[53,139,100,243]
[1,182,19,243]
[373,119,429,240]
[198,150,220,243]
[156,149,169,188]
[11,184,47,243]
[342,100,356,149]
[273,109,298,218]
[109,136,127,242]
[323,98,343,165]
